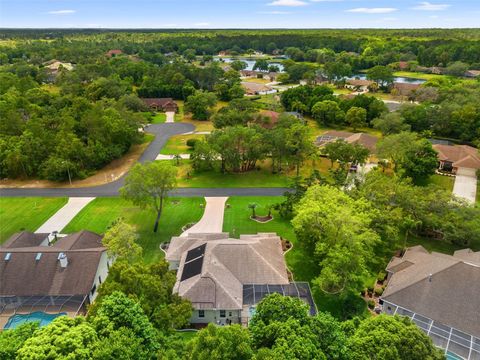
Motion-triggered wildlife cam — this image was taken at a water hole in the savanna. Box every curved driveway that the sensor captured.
[0,123,288,198]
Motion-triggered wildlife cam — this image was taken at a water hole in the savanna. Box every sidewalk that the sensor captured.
[35,197,95,233]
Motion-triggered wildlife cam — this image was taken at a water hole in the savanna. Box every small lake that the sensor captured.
[350,74,426,84]
[214,57,285,72]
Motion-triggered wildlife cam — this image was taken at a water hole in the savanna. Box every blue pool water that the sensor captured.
[4,312,66,329]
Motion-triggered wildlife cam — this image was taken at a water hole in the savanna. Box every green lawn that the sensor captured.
[426,174,455,192]
[160,134,204,155]
[178,167,293,188]
[392,71,448,81]
[151,113,166,124]
[62,197,205,263]
[0,197,68,244]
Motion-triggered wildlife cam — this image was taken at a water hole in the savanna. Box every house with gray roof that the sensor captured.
[0,230,110,329]
[167,233,316,326]
[381,246,480,359]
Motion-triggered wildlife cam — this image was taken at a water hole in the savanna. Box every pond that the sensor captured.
[214,57,285,72]
[350,73,426,84]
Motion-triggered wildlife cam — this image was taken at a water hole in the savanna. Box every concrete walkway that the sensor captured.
[453,168,477,204]
[156,154,190,160]
[35,197,95,233]
[165,111,175,123]
[180,197,228,237]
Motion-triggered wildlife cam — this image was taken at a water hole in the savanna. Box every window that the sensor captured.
[198,310,205,318]
[91,284,97,295]
[229,312,232,317]
[98,276,102,284]
[220,310,226,318]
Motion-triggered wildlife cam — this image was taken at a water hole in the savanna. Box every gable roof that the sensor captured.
[141,98,177,108]
[173,233,289,310]
[241,82,273,95]
[433,144,480,170]
[383,246,480,337]
[316,130,378,152]
[0,231,106,297]
[346,79,373,87]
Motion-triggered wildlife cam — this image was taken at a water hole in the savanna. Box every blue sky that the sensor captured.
[0,0,479,28]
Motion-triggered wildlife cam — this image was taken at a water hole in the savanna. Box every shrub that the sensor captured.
[377,271,387,282]
[186,138,198,148]
[367,300,375,309]
[374,287,384,296]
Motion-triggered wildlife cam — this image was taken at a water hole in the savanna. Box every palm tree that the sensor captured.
[172,154,182,166]
[248,203,258,218]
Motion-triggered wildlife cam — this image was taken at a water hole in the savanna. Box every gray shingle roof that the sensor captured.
[173,233,289,310]
[383,246,480,337]
[0,231,106,297]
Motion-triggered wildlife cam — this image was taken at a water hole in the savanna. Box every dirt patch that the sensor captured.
[0,138,152,189]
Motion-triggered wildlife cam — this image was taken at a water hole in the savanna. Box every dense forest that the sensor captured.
[1,29,480,68]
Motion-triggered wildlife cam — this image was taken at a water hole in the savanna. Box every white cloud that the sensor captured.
[412,2,450,11]
[429,15,439,18]
[258,10,292,14]
[267,0,307,6]
[47,10,76,15]
[194,22,210,26]
[346,7,397,14]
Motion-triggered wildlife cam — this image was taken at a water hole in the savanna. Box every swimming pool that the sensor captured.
[4,312,66,329]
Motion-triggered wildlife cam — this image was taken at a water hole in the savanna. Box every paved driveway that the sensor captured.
[180,197,228,236]
[165,112,175,123]
[36,197,95,233]
[453,167,477,203]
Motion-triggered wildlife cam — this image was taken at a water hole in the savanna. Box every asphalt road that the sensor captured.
[0,123,289,198]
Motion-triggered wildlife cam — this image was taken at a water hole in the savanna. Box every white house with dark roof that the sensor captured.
[381,246,480,359]
[166,233,316,326]
[0,230,110,329]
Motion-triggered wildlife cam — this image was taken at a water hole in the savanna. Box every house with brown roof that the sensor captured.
[0,230,109,328]
[432,144,480,174]
[392,82,421,97]
[106,49,123,57]
[240,70,260,79]
[465,70,480,78]
[167,233,316,326]
[315,130,378,153]
[381,246,480,359]
[345,79,374,91]
[42,60,74,82]
[141,98,178,112]
[241,81,275,96]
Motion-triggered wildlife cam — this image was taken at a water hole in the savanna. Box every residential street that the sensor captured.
[0,122,288,198]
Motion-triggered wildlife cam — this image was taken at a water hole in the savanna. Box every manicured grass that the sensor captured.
[173,158,331,188]
[306,117,383,138]
[62,197,205,263]
[0,197,68,244]
[392,71,447,81]
[426,174,455,192]
[151,113,166,124]
[160,134,205,155]
[176,331,198,343]
[244,77,271,84]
